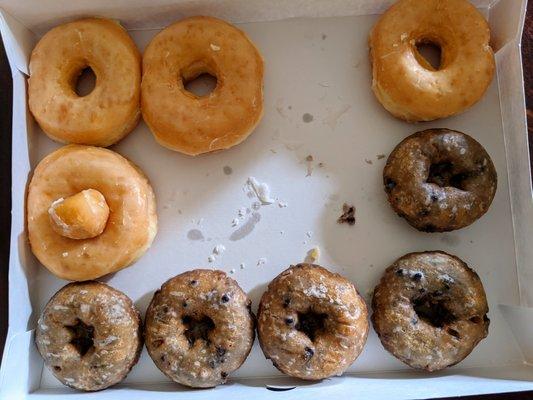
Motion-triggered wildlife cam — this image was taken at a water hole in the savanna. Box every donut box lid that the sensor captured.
[1,0,533,398]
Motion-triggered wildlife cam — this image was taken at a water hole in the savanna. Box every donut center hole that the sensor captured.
[296,310,327,342]
[415,41,442,70]
[413,292,456,328]
[65,318,94,357]
[427,162,468,190]
[182,315,215,347]
[74,67,96,97]
[183,72,217,97]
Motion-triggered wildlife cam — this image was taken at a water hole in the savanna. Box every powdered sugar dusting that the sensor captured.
[303,283,328,298]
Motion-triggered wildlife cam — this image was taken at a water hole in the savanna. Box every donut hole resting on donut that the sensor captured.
[73,66,97,97]
[65,318,95,357]
[295,310,328,342]
[182,315,215,347]
[48,188,110,240]
[427,162,469,191]
[180,61,218,98]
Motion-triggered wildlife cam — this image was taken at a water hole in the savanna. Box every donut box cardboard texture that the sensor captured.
[0,0,532,398]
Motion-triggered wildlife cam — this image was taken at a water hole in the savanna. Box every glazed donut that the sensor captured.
[35,281,143,391]
[369,0,495,121]
[372,251,489,371]
[27,145,157,281]
[257,264,368,380]
[28,18,141,146]
[145,270,255,388]
[383,129,497,232]
[141,16,264,155]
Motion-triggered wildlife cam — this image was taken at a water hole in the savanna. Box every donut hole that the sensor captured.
[295,310,327,342]
[414,40,442,71]
[74,66,97,97]
[182,315,215,347]
[65,318,95,357]
[412,292,456,328]
[427,162,469,190]
[181,61,218,97]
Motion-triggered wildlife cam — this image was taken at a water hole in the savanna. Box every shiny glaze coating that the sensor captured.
[369,0,494,121]
[141,16,264,155]
[29,18,141,146]
[27,145,157,280]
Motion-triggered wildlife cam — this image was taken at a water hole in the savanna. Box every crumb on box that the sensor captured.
[305,155,314,176]
[337,203,356,226]
[213,244,226,255]
[306,247,320,263]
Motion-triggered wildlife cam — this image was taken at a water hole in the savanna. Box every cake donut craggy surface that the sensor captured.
[372,251,489,371]
[257,264,368,380]
[35,281,143,391]
[27,145,157,281]
[145,269,255,388]
[141,16,264,155]
[369,0,495,122]
[384,129,497,232]
[28,18,141,146]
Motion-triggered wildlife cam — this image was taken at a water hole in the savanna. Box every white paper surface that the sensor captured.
[0,0,532,398]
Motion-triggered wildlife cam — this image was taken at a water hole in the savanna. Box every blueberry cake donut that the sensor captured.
[35,281,143,391]
[372,251,489,371]
[257,264,368,380]
[144,269,255,388]
[384,129,497,232]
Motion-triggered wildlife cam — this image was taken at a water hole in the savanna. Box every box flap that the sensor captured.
[0,9,34,75]
[1,0,494,36]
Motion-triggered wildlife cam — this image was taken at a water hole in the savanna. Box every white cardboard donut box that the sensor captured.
[0,0,532,399]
